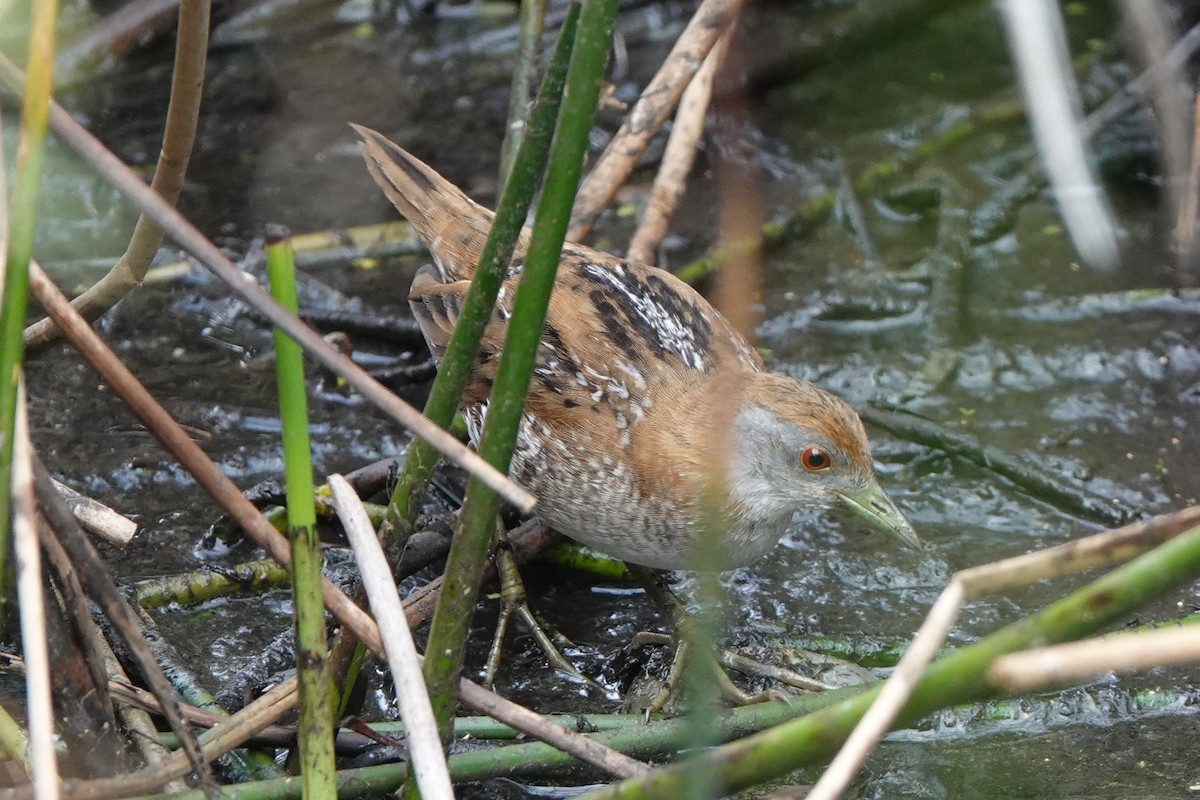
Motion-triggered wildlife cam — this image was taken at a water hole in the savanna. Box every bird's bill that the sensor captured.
[837,479,921,551]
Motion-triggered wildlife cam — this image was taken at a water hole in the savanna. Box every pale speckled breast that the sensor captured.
[466,406,793,570]
[513,428,794,570]
[466,406,696,568]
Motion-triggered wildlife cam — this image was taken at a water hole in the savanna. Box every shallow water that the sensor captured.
[13,0,1200,795]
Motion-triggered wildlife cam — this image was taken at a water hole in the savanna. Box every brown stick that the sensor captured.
[626,30,730,265]
[990,624,1200,692]
[25,0,209,351]
[1174,86,1200,274]
[30,454,211,787]
[103,677,374,754]
[567,0,745,241]
[809,504,1200,800]
[17,676,301,800]
[953,506,1200,597]
[0,52,534,513]
[51,479,137,548]
[24,261,646,780]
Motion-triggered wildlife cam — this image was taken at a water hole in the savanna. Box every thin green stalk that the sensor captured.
[134,673,1191,800]
[537,541,631,580]
[499,0,548,182]
[581,519,1200,799]
[132,558,292,609]
[266,229,335,797]
[384,0,581,530]
[146,592,1200,799]
[331,1,584,722]
[681,509,725,800]
[0,702,28,772]
[421,0,618,743]
[308,673,1194,746]
[130,698,830,800]
[140,611,283,782]
[0,0,59,631]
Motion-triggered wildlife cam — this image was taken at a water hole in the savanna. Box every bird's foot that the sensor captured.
[619,565,840,715]
[482,534,598,690]
[626,632,816,717]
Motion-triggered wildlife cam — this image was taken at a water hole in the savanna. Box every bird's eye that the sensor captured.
[800,446,831,472]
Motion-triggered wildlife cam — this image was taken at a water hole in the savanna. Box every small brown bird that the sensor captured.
[354,125,919,570]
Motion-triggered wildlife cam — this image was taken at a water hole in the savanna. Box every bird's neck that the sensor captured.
[690,384,798,566]
[717,399,799,562]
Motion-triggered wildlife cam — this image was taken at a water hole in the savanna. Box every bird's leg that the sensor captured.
[640,634,687,716]
[481,527,517,688]
[482,522,596,689]
[626,565,811,714]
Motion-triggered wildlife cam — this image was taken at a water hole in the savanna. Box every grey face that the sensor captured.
[726,404,919,550]
[726,404,871,519]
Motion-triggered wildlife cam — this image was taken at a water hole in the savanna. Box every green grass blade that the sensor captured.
[421,0,619,742]
[266,229,336,796]
[0,0,59,630]
[385,0,582,531]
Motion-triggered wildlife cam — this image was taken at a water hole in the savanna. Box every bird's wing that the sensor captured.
[555,247,764,375]
[408,262,628,433]
[408,265,508,403]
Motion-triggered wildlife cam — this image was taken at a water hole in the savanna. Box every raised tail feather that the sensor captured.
[352,124,506,282]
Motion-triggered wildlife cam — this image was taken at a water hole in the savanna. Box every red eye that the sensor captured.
[801,446,831,472]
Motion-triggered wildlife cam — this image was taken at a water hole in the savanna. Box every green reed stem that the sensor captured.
[421,0,618,744]
[132,558,293,609]
[384,0,580,531]
[266,229,336,797]
[500,0,549,183]
[581,519,1200,799]
[0,702,28,771]
[0,0,59,631]
[138,669,1194,800]
[335,1,583,726]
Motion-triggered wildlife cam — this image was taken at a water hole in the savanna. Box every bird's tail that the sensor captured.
[352,124,503,281]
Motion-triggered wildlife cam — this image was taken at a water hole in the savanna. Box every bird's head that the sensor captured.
[724,373,920,551]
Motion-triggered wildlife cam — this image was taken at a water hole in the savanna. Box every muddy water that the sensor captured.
[16,0,1200,796]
